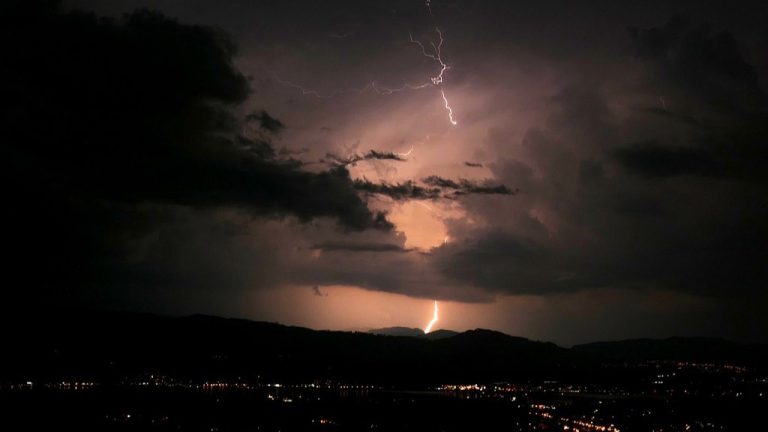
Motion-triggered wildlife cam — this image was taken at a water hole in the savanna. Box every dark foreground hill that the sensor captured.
[3,311,569,385]
[369,327,459,339]
[3,311,765,385]
[573,337,768,363]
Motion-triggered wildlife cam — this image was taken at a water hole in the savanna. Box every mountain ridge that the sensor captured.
[3,310,765,385]
[368,326,459,339]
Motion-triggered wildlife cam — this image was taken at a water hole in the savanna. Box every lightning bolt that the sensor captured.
[441,89,457,125]
[409,27,458,125]
[408,27,449,86]
[424,300,439,333]
[394,144,414,157]
[269,3,459,126]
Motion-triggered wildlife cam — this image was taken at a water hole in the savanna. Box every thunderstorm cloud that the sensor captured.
[5,0,768,344]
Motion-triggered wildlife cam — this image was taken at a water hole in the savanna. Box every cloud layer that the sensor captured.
[6,0,768,343]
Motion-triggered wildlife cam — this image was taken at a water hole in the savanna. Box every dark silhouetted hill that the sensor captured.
[369,327,458,339]
[2,311,764,386]
[425,329,459,340]
[573,337,768,365]
[369,327,425,337]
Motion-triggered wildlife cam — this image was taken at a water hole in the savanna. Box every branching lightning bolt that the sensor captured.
[408,28,448,85]
[409,27,457,125]
[424,300,439,333]
[270,1,458,126]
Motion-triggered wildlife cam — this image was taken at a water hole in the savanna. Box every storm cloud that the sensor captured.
[1,2,396,306]
[434,16,768,303]
[6,0,768,344]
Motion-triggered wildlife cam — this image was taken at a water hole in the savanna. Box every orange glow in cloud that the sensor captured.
[387,201,448,249]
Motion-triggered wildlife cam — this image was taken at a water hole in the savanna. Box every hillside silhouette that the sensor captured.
[369,327,458,339]
[3,311,765,386]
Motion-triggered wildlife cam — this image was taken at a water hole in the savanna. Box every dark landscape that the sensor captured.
[2,312,767,431]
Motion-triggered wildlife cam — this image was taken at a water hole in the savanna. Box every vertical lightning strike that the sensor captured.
[424,300,439,333]
[441,89,457,125]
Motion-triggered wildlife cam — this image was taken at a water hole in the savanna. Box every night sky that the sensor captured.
[4,0,768,345]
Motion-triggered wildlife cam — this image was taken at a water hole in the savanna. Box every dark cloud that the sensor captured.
[353,177,516,201]
[311,242,413,253]
[323,149,407,167]
[615,141,720,178]
[422,176,518,196]
[464,162,484,167]
[615,18,768,182]
[353,179,441,200]
[630,16,766,115]
[0,2,392,306]
[4,3,393,230]
[434,17,768,304]
[246,110,286,134]
[433,231,564,295]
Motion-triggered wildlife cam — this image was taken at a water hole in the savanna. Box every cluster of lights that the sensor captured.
[671,361,750,374]
[202,382,250,389]
[530,408,621,432]
[530,400,622,432]
[567,418,620,432]
[49,381,98,390]
[312,418,337,425]
[439,383,486,391]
